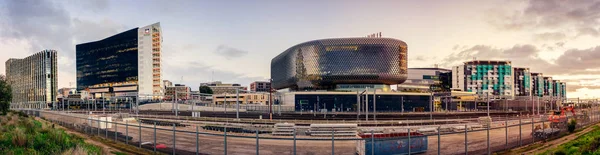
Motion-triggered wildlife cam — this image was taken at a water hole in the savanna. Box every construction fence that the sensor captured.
[15,107,600,155]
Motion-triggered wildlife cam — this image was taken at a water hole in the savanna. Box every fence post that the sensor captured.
[224,126,228,155]
[139,121,142,148]
[173,123,176,155]
[97,119,100,136]
[532,117,535,144]
[293,128,296,155]
[114,121,118,142]
[196,125,199,155]
[126,121,129,144]
[519,118,522,146]
[505,119,508,149]
[154,122,157,152]
[487,123,490,155]
[256,130,259,155]
[105,119,108,138]
[331,129,335,155]
[408,128,411,154]
[84,117,88,135]
[371,130,375,155]
[465,124,468,155]
[438,126,441,155]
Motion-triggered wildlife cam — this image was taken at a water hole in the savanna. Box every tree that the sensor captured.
[199,86,213,94]
[0,74,12,115]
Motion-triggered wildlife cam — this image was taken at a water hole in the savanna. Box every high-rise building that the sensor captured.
[513,67,531,96]
[249,81,270,92]
[531,73,544,97]
[5,50,58,104]
[76,22,162,100]
[553,80,562,97]
[543,77,553,96]
[452,60,514,98]
[560,82,566,99]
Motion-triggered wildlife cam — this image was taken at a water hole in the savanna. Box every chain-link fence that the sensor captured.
[15,107,600,155]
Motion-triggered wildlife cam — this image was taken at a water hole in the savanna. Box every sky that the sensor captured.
[1,0,600,99]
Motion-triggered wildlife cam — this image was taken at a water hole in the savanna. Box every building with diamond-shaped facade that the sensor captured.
[271,37,408,91]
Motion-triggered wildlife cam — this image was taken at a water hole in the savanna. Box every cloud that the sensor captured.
[214,45,249,59]
[0,0,126,88]
[576,27,600,37]
[440,44,547,68]
[533,32,567,41]
[487,0,600,40]
[161,44,266,90]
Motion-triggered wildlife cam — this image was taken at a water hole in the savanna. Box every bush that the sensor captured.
[11,127,27,147]
[568,119,577,133]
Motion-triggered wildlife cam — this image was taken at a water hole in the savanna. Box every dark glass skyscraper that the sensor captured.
[271,38,408,90]
[76,22,163,99]
[76,28,139,91]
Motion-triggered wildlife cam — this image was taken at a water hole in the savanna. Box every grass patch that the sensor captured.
[0,111,103,155]
[538,126,600,155]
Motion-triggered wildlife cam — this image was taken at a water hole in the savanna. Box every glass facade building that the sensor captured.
[76,22,163,99]
[5,50,58,104]
[76,28,139,91]
[271,38,408,90]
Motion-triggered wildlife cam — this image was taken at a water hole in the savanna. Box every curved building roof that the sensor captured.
[271,37,408,90]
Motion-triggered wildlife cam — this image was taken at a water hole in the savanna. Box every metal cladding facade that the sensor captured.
[271,38,407,90]
[5,50,58,103]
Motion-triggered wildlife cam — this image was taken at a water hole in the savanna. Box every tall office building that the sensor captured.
[531,73,544,97]
[513,67,531,96]
[5,50,58,104]
[452,60,514,98]
[543,77,553,96]
[553,80,562,97]
[76,22,162,100]
[560,82,566,99]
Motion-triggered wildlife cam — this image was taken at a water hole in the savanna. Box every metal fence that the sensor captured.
[16,108,600,155]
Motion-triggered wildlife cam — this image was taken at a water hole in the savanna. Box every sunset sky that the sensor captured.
[1,0,600,98]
